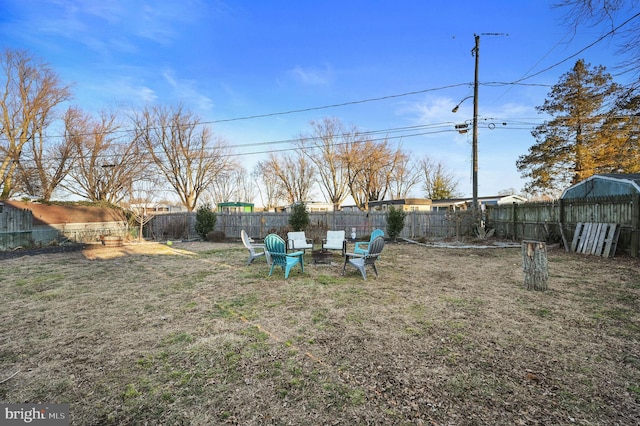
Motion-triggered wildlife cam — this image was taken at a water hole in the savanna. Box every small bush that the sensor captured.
[163,217,187,240]
[195,204,217,240]
[305,222,328,243]
[387,206,406,240]
[206,231,226,242]
[288,202,309,232]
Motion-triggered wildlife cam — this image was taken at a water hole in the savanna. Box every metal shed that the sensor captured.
[217,202,255,213]
[561,173,640,199]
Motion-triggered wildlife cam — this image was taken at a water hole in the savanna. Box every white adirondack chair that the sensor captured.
[321,230,346,256]
[241,230,271,265]
[287,231,314,252]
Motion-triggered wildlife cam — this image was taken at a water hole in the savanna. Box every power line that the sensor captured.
[17,124,462,166]
[511,11,640,84]
[28,83,472,141]
[208,83,471,124]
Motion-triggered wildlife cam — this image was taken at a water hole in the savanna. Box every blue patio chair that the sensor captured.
[354,229,384,255]
[264,234,304,279]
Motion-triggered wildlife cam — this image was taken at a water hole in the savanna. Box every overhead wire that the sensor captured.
[16,124,463,166]
[7,12,640,168]
[30,83,472,142]
[510,11,640,84]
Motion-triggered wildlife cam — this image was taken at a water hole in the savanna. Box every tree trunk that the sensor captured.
[522,240,548,291]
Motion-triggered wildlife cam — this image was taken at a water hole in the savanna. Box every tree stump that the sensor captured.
[522,240,548,291]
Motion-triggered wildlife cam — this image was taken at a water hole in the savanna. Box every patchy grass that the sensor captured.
[1,241,639,425]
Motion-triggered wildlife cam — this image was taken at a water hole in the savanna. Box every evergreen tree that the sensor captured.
[597,93,640,174]
[288,202,309,232]
[386,206,406,241]
[194,203,217,239]
[517,59,622,195]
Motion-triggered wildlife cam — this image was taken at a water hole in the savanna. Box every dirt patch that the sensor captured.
[1,241,639,425]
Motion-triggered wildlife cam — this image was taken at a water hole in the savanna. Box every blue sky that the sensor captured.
[1,0,636,202]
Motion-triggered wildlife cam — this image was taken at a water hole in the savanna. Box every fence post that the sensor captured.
[512,202,518,240]
[632,194,639,258]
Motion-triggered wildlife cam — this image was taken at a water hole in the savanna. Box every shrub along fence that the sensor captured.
[485,194,640,257]
[147,210,475,243]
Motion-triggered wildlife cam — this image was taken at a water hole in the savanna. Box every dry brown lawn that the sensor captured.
[1,240,639,425]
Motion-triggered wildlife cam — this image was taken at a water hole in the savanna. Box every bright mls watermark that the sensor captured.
[1,404,69,425]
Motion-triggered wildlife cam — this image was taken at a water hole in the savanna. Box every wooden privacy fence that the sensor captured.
[485,194,640,257]
[0,206,33,250]
[147,210,475,242]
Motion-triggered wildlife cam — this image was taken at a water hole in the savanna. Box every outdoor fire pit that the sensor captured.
[311,249,333,264]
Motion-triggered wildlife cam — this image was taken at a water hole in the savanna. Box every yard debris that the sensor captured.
[0,370,21,384]
[402,237,520,249]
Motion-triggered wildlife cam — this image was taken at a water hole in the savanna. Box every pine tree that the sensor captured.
[517,59,622,195]
[194,204,217,239]
[597,93,640,174]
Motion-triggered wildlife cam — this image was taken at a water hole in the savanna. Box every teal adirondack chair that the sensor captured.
[264,234,304,279]
[354,229,384,255]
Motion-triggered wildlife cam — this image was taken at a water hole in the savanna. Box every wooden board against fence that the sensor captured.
[570,222,620,257]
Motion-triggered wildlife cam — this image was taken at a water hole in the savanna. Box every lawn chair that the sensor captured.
[321,230,346,256]
[354,229,384,255]
[343,236,384,280]
[287,231,314,252]
[241,229,271,266]
[265,234,304,279]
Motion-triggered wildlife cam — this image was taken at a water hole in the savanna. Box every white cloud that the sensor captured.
[288,65,333,86]
[162,70,214,112]
[100,77,158,106]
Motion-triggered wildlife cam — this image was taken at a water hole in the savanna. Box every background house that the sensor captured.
[341,198,433,212]
[431,195,528,212]
[367,198,433,212]
[284,201,334,212]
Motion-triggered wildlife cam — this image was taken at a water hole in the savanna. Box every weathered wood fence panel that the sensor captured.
[147,210,473,243]
[0,207,33,250]
[486,195,639,257]
[146,213,198,240]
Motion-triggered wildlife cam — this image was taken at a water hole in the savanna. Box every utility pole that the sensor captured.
[453,33,506,227]
[472,34,480,221]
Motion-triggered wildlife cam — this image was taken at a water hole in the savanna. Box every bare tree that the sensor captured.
[342,137,401,211]
[63,108,142,204]
[253,160,284,211]
[206,165,255,206]
[296,117,352,210]
[497,187,518,196]
[132,105,235,212]
[264,151,316,204]
[557,0,640,78]
[0,49,72,199]
[389,149,421,199]
[419,156,461,200]
[16,106,77,201]
[236,168,259,206]
[124,177,162,241]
